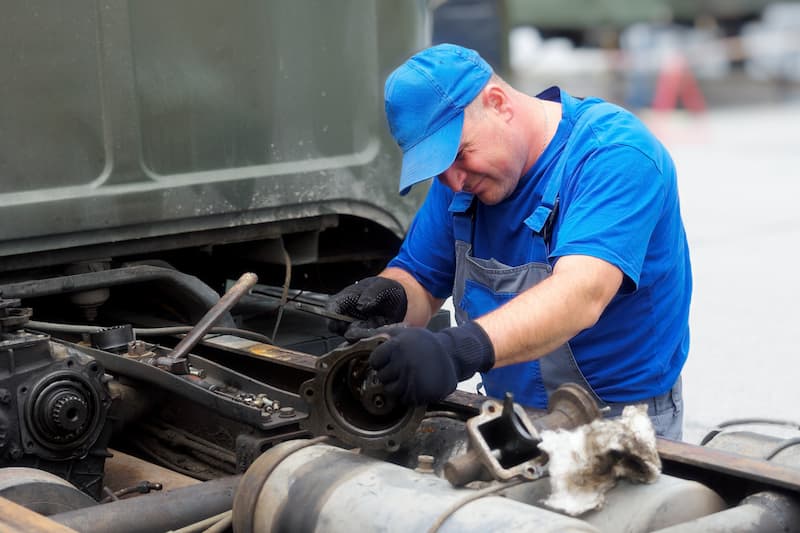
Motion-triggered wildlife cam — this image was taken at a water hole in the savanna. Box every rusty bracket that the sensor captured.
[444,383,601,486]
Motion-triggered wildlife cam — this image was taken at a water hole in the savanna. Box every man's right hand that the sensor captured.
[326,276,408,340]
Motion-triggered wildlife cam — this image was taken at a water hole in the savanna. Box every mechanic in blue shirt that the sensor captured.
[327,44,691,440]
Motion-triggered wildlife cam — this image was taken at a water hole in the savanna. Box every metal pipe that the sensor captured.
[235,441,599,533]
[168,273,257,362]
[26,321,274,345]
[0,265,236,327]
[652,491,800,533]
[49,476,239,533]
[442,449,488,487]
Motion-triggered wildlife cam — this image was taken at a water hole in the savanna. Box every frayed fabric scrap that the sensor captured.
[538,404,661,516]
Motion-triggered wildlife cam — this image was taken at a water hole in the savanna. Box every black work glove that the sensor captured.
[369,322,495,405]
[326,276,407,338]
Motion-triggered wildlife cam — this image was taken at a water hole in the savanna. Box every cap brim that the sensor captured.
[398,112,464,195]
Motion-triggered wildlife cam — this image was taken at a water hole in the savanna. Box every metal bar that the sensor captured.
[658,438,800,492]
[168,272,258,362]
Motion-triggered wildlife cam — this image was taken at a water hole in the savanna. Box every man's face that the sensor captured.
[437,106,525,205]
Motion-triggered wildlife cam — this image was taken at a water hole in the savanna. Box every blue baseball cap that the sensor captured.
[384,44,493,195]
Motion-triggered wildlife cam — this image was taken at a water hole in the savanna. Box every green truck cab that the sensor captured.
[0,1,428,294]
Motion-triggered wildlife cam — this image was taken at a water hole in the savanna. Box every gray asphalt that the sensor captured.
[649,103,800,443]
[454,95,800,444]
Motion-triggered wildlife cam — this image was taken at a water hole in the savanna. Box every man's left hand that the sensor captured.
[368,322,495,405]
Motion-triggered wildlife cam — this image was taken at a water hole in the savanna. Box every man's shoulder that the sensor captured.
[563,94,667,166]
[569,96,640,136]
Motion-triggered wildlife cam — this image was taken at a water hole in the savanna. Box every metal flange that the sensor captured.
[299,335,426,452]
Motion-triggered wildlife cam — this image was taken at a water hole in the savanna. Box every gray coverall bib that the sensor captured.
[448,170,683,439]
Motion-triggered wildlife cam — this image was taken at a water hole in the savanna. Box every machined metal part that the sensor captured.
[530,382,603,433]
[4,335,110,459]
[89,325,134,353]
[53,338,306,432]
[444,384,601,487]
[23,367,108,454]
[444,393,544,486]
[0,297,32,333]
[300,336,426,452]
[1,331,112,500]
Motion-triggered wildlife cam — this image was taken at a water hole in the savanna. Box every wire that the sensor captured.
[203,511,233,533]
[166,510,232,533]
[715,418,800,430]
[270,244,293,342]
[426,478,528,533]
[700,418,800,446]
[136,326,273,345]
[25,320,274,345]
[252,286,307,304]
[764,437,800,461]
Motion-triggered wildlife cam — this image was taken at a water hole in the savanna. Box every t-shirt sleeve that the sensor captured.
[387,180,457,299]
[550,144,666,291]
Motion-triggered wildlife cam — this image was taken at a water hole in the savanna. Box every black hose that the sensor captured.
[765,437,800,461]
[0,265,236,328]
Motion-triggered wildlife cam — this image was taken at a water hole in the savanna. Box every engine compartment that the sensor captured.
[0,275,798,532]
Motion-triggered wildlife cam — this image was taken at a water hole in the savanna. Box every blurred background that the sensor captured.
[433,0,800,443]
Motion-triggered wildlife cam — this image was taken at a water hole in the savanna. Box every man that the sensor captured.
[327,44,691,440]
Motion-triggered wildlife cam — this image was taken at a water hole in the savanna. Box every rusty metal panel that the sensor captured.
[658,437,800,493]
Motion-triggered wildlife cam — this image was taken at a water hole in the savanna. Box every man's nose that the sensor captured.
[440,166,467,192]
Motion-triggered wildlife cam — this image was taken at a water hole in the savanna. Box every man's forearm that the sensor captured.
[380,267,444,327]
[475,255,623,368]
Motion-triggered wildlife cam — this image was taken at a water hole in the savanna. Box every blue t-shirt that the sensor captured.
[388,87,691,403]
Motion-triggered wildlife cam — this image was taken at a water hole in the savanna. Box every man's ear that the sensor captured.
[481,84,513,121]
